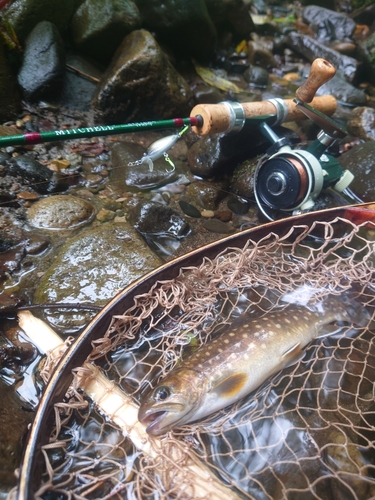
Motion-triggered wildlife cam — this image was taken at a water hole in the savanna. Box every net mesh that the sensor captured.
[30,217,375,500]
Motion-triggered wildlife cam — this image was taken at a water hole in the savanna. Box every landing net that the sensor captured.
[27,217,375,499]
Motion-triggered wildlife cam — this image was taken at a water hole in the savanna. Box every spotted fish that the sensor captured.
[138,297,358,436]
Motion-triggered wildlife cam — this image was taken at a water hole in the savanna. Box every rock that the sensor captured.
[347,107,375,141]
[0,38,22,122]
[286,32,359,82]
[71,0,141,65]
[179,200,201,218]
[201,218,234,234]
[315,72,367,106]
[128,200,190,239]
[17,21,66,101]
[339,141,375,202]
[133,0,217,62]
[243,65,270,87]
[357,31,375,85]
[27,194,95,229]
[184,181,226,210]
[0,381,34,494]
[110,141,177,190]
[91,30,193,123]
[60,52,103,111]
[231,158,257,200]
[33,221,163,329]
[205,0,255,44]
[187,125,267,178]
[303,5,356,42]
[247,39,277,69]
[3,0,84,43]
[7,155,67,194]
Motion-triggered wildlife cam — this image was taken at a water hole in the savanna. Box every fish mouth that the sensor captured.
[138,403,186,436]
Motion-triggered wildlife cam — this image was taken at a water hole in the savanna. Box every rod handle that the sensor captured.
[295,58,336,103]
[190,95,337,136]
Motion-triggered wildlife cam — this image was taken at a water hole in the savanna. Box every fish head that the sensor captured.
[138,369,206,436]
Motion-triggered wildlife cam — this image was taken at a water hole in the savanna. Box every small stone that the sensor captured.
[48,159,71,171]
[201,218,234,234]
[283,72,300,81]
[179,200,201,218]
[214,210,233,222]
[201,209,215,218]
[16,191,39,201]
[96,209,116,222]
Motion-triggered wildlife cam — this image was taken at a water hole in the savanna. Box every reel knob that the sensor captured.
[296,58,336,103]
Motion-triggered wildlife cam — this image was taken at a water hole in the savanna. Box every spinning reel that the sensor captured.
[253,59,354,220]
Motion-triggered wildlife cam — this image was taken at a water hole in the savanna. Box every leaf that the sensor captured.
[193,62,243,94]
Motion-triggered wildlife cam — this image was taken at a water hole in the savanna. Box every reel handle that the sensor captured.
[295,58,336,103]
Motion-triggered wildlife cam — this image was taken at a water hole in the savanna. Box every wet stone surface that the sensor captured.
[27,194,95,229]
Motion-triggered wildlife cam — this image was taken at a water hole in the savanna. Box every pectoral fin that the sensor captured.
[281,342,304,368]
[213,373,248,398]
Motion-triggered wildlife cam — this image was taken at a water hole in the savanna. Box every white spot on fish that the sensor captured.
[275,323,281,329]
[261,343,267,349]
[224,339,230,344]
[229,332,235,337]
[254,332,260,337]
[285,319,291,324]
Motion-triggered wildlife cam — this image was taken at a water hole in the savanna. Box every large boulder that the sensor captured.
[3,0,84,43]
[91,29,193,123]
[71,0,141,64]
[133,0,217,61]
[17,21,66,101]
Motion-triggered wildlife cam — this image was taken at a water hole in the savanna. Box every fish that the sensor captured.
[138,296,361,436]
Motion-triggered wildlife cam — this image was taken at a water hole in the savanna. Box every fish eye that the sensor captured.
[154,386,171,402]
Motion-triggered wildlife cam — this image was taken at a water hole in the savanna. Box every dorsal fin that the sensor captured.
[213,373,248,398]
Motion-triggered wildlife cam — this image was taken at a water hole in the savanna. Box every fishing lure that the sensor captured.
[128,126,189,172]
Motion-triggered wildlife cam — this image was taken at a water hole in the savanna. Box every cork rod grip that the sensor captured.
[190,95,337,136]
[295,58,336,103]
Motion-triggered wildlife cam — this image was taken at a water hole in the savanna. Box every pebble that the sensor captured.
[96,208,116,222]
[16,191,39,201]
[201,209,215,218]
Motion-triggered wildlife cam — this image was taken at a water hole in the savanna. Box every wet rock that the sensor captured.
[71,0,141,65]
[205,0,255,44]
[96,208,116,222]
[247,38,277,69]
[110,141,177,190]
[0,381,34,494]
[227,196,251,215]
[201,218,234,234]
[92,30,193,123]
[0,244,25,278]
[27,194,95,229]
[3,0,84,43]
[192,83,224,104]
[303,5,356,42]
[347,107,375,141]
[0,38,22,122]
[179,200,201,218]
[187,125,266,178]
[339,141,375,202]
[316,72,367,106]
[128,201,190,239]
[185,181,226,210]
[34,221,163,312]
[134,0,217,62]
[243,65,270,87]
[230,159,258,199]
[358,31,375,85]
[17,21,66,101]
[60,52,103,111]
[286,32,359,82]
[7,155,66,194]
